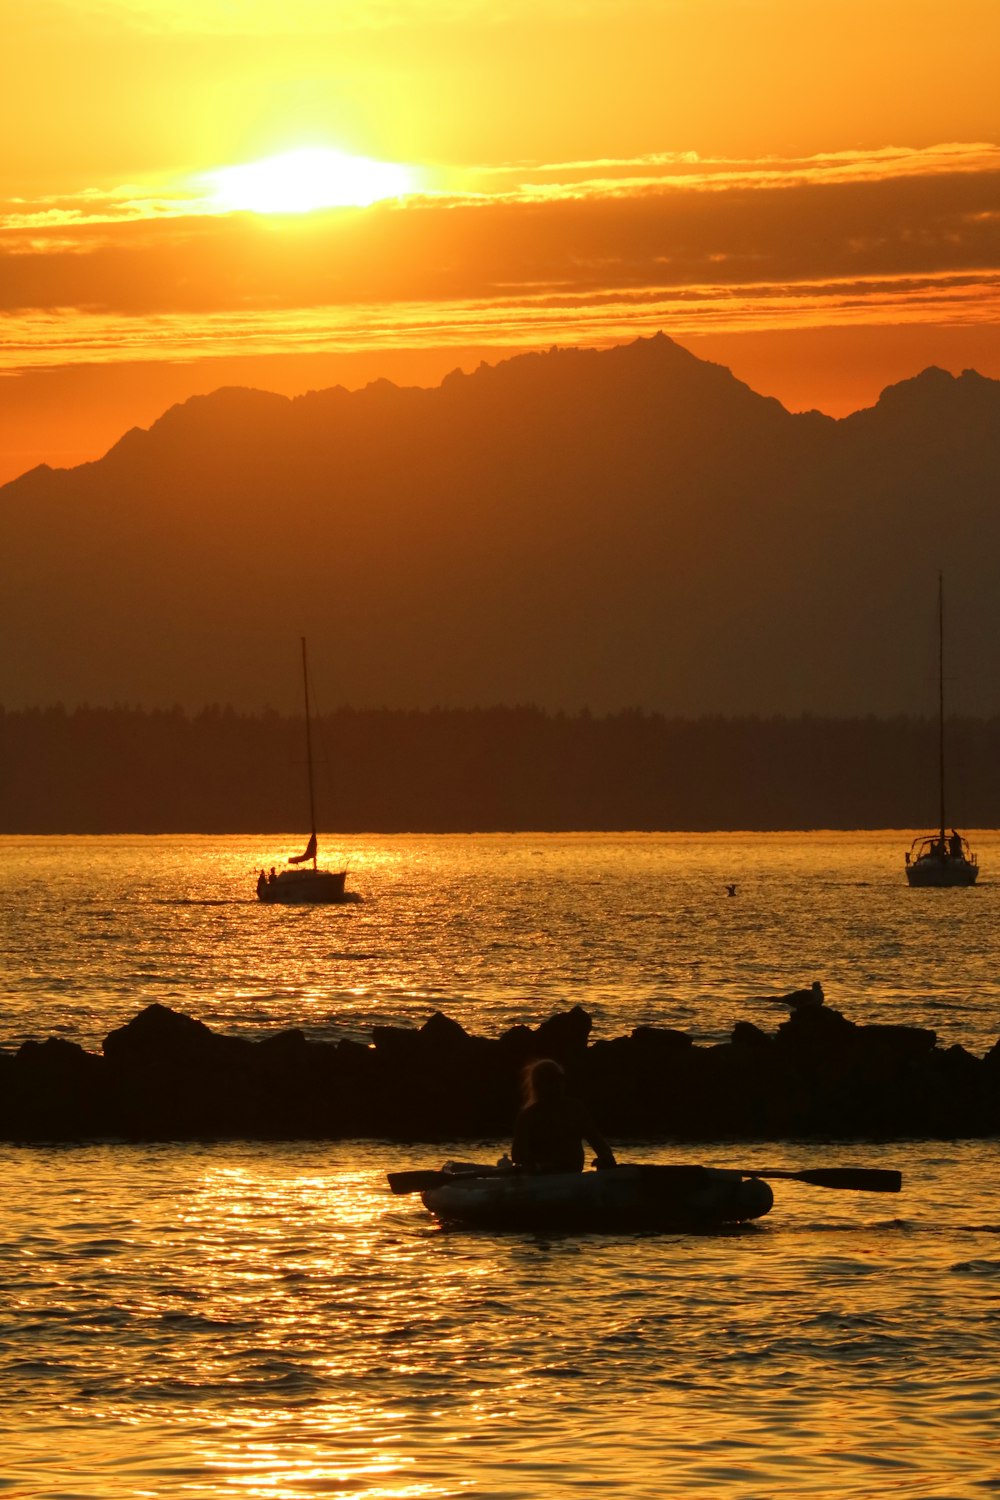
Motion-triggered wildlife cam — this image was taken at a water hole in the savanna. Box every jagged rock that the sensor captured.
[856,1023,937,1056]
[420,1011,475,1053]
[496,1023,536,1060]
[731,1021,772,1049]
[982,1036,1000,1075]
[101,1002,254,1137]
[777,1004,856,1048]
[371,1024,422,1060]
[8,1037,110,1137]
[257,1027,309,1057]
[103,1002,245,1065]
[1,994,999,1143]
[630,1024,693,1055]
[532,1005,592,1058]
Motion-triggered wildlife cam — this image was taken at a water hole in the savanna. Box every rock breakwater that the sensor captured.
[2,991,999,1143]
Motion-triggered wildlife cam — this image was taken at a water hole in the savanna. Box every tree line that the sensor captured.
[0,703,995,833]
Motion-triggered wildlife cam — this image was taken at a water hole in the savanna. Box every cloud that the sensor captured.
[7,141,998,234]
[5,271,999,377]
[468,142,1000,199]
[2,143,998,372]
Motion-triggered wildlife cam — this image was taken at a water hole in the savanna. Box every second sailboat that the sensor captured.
[904,574,978,887]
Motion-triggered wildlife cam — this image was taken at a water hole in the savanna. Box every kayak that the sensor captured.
[417,1163,774,1233]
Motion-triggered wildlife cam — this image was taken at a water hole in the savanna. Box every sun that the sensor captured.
[203,147,419,214]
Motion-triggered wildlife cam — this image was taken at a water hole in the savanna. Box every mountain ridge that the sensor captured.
[4,333,817,491]
[3,333,999,719]
[9,339,988,495]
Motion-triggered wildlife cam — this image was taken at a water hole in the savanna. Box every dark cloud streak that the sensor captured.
[1,167,998,361]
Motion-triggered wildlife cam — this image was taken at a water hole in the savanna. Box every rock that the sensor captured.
[371,1024,422,1061]
[532,1005,593,1058]
[629,1024,694,1055]
[9,1037,109,1139]
[102,1002,253,1137]
[856,1023,937,1057]
[777,1004,855,1048]
[103,1002,242,1066]
[731,1021,772,1049]
[257,1027,309,1058]
[496,1023,536,1060]
[0,993,997,1143]
[420,1011,475,1053]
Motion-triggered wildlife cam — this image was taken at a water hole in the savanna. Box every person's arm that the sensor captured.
[582,1119,616,1168]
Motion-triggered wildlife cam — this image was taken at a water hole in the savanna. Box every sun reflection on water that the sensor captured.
[2,1139,1000,1497]
[4,831,1000,1060]
[4,834,1000,1495]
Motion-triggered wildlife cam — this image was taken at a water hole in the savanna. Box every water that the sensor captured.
[2,832,999,1498]
[4,830,1000,1052]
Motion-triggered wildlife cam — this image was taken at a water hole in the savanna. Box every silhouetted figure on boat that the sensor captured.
[256,870,267,898]
[949,829,964,858]
[511,1058,616,1174]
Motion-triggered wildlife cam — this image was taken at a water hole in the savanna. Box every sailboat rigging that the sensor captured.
[904,573,978,887]
[256,638,354,904]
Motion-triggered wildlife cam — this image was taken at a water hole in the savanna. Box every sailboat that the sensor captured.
[904,574,978,887]
[256,638,353,904]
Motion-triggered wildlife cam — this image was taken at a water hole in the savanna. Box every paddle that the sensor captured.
[740,1166,902,1193]
[387,1164,902,1196]
[388,1167,501,1195]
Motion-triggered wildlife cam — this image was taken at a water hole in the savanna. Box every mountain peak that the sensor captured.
[873,363,999,413]
[435,334,786,427]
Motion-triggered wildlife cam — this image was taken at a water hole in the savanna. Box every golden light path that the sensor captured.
[204,147,420,214]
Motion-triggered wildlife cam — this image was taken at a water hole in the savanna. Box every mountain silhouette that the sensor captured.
[3,333,999,716]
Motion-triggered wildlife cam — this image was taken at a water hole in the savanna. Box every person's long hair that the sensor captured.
[521,1057,566,1106]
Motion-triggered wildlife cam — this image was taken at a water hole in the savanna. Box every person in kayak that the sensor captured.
[511,1058,617,1173]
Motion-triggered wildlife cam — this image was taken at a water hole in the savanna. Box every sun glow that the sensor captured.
[204,148,419,214]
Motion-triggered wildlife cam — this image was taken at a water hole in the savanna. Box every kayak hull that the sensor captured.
[420,1164,773,1233]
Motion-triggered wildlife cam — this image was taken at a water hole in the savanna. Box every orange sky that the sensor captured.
[2,0,999,485]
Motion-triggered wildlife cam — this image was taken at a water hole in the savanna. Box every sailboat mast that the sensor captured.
[301,636,318,869]
[937,571,946,844]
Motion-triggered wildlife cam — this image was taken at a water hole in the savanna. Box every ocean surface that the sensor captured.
[2,831,999,1499]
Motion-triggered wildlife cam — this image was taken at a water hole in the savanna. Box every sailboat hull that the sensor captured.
[905,855,978,888]
[258,868,349,904]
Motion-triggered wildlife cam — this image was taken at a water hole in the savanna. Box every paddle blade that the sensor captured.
[387,1170,447,1195]
[753,1167,902,1193]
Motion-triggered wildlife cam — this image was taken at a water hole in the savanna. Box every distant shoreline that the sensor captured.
[0,704,995,833]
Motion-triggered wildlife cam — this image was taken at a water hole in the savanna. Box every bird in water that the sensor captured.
[725,883,737,897]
